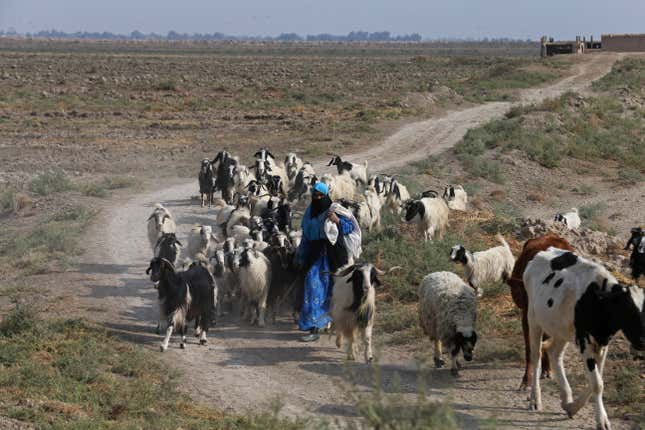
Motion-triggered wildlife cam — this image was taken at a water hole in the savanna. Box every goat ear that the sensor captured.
[267,151,275,159]
[334,264,356,278]
[147,214,155,221]
[175,240,183,247]
[145,265,152,274]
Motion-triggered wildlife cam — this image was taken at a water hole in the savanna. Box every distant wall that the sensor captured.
[602,34,645,52]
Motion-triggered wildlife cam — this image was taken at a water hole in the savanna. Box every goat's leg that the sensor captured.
[194,317,202,337]
[179,324,186,349]
[346,332,356,361]
[363,325,374,363]
[547,338,572,411]
[528,317,543,411]
[257,289,268,328]
[199,312,209,345]
[160,322,174,352]
[433,339,445,368]
[450,347,460,377]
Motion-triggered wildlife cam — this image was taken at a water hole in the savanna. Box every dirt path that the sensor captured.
[74,53,631,428]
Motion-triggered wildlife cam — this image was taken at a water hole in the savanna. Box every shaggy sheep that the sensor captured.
[418,271,478,376]
[321,172,358,201]
[232,247,272,327]
[185,225,218,261]
[450,234,515,297]
[147,203,177,251]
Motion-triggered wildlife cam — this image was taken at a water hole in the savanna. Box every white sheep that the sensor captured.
[356,188,382,232]
[443,185,468,211]
[449,234,515,297]
[402,197,449,241]
[232,248,272,327]
[321,172,358,202]
[147,203,177,251]
[418,271,478,376]
[554,208,581,230]
[185,225,218,260]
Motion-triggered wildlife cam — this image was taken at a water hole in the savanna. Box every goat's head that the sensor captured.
[200,158,212,173]
[403,199,424,222]
[154,233,182,266]
[146,257,175,283]
[210,249,226,277]
[442,185,455,199]
[327,155,341,166]
[271,231,293,269]
[148,208,171,229]
[449,245,468,265]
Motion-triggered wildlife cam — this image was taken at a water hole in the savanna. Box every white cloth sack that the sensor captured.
[324,203,362,261]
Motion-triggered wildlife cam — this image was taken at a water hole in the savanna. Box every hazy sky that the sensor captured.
[1,0,643,39]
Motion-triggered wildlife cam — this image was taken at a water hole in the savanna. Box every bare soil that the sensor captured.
[48,52,641,429]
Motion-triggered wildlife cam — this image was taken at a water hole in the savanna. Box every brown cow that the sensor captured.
[505,232,574,390]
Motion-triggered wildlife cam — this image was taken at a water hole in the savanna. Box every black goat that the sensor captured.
[146,258,216,352]
[625,227,644,280]
[198,158,215,207]
[264,232,302,323]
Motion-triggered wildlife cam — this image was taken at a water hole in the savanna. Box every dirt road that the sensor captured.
[74,53,629,428]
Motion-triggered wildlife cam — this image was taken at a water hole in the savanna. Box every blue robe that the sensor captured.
[297,206,353,332]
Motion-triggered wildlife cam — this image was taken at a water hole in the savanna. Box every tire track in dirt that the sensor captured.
[76,53,631,428]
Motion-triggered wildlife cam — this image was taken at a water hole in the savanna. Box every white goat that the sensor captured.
[331,263,382,363]
[402,197,449,241]
[356,188,382,232]
[284,152,303,184]
[185,225,218,261]
[419,271,478,376]
[147,203,176,251]
[328,155,368,185]
[443,185,468,211]
[554,208,581,230]
[449,234,515,297]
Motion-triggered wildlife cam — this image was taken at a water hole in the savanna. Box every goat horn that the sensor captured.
[373,266,402,275]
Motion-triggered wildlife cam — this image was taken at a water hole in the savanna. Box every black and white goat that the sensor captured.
[264,231,301,322]
[289,163,317,202]
[402,197,449,242]
[213,151,238,204]
[328,155,368,185]
[146,257,216,352]
[442,185,468,211]
[330,263,384,363]
[384,178,411,214]
[368,174,393,203]
[146,203,177,251]
[625,227,644,281]
[554,208,581,230]
[523,248,644,430]
[198,158,216,207]
[232,247,272,327]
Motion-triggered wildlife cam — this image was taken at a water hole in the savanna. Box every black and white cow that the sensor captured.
[523,247,644,430]
[625,227,644,281]
[146,257,216,352]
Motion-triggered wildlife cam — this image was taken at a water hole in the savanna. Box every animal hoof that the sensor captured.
[199,339,207,345]
[563,402,575,418]
[159,346,166,352]
[450,367,459,377]
[180,343,185,349]
[541,371,551,379]
[434,358,445,368]
[367,356,373,364]
[528,402,541,411]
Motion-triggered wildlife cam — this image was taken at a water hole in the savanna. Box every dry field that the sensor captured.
[1,39,643,429]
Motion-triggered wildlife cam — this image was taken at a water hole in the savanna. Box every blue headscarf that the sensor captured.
[312,182,329,196]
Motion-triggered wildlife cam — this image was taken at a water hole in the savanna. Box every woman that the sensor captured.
[296,182,358,342]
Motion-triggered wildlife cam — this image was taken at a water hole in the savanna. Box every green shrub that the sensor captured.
[155,80,178,91]
[80,183,108,197]
[29,170,73,196]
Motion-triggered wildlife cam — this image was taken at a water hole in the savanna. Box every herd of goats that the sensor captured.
[144,148,644,430]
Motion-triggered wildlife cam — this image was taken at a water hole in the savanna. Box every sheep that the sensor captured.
[321,172,358,202]
[505,232,574,390]
[328,155,368,185]
[402,197,449,242]
[232,247,272,327]
[185,225,218,261]
[523,248,644,430]
[385,178,411,214]
[624,227,644,281]
[146,257,216,352]
[449,234,515,297]
[225,198,252,237]
[442,185,468,211]
[330,263,383,363]
[419,271,478,376]
[284,152,303,184]
[554,208,581,230]
[198,158,216,207]
[209,248,237,316]
[146,203,177,251]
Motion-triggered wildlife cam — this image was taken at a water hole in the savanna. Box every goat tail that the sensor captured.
[496,233,510,250]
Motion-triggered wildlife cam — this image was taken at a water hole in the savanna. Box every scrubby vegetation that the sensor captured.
[455,58,645,183]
